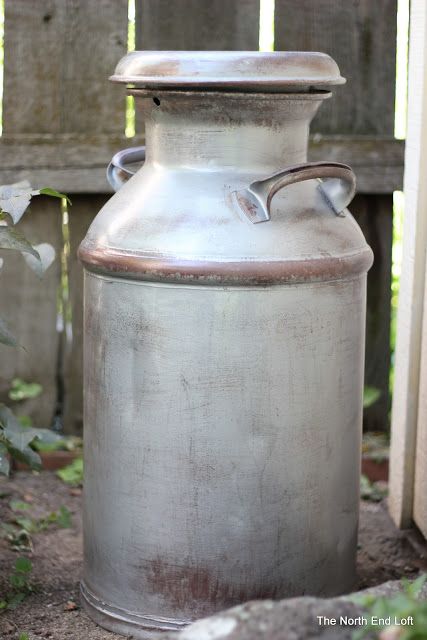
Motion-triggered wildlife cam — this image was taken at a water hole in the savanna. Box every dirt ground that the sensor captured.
[0,472,426,640]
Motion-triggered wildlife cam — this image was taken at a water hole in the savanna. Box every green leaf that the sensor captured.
[0,316,18,347]
[9,378,43,401]
[10,500,31,512]
[39,187,71,205]
[0,443,10,475]
[14,517,36,534]
[56,457,83,486]
[15,557,32,573]
[19,634,30,640]
[363,385,381,409]
[405,574,427,598]
[6,591,26,609]
[11,445,42,471]
[0,404,41,451]
[57,505,72,528]
[0,226,40,260]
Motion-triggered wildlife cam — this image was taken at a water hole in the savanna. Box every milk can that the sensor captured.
[79,51,373,638]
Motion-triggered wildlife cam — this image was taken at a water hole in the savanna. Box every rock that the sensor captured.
[162,578,427,640]
[164,598,364,640]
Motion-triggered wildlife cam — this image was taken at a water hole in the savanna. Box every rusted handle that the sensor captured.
[233,161,356,224]
[107,146,146,191]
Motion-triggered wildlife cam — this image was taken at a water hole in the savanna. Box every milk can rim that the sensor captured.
[110,51,345,91]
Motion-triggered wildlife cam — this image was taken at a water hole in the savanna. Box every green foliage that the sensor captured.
[363,386,382,409]
[360,474,388,502]
[0,403,43,473]
[9,378,43,401]
[19,634,29,640]
[33,434,82,454]
[353,575,427,639]
[1,500,72,553]
[57,457,83,486]
[9,500,31,512]
[0,557,33,611]
[0,181,70,475]
[11,504,72,535]
[39,187,70,204]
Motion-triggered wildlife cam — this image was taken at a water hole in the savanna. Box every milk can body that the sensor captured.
[79,52,373,638]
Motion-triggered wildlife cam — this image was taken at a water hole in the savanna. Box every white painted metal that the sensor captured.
[389,0,427,530]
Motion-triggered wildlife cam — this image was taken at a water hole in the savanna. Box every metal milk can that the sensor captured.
[79,51,373,638]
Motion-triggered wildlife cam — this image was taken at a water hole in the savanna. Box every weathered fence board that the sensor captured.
[275,0,397,135]
[276,0,397,430]
[63,196,109,435]
[351,195,393,430]
[135,0,260,50]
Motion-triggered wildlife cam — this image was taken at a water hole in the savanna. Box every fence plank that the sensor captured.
[274,0,397,135]
[3,1,66,134]
[351,195,393,431]
[136,0,260,50]
[63,196,109,435]
[3,0,127,135]
[60,0,128,133]
[415,288,427,538]
[0,198,62,427]
[390,0,427,530]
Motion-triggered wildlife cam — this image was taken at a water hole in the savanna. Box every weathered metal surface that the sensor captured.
[80,90,372,286]
[81,275,367,636]
[111,50,345,90]
[80,52,372,637]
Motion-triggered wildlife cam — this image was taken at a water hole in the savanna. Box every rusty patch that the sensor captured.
[141,557,282,616]
[78,243,373,286]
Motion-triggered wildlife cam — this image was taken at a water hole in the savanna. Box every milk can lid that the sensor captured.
[110,51,345,91]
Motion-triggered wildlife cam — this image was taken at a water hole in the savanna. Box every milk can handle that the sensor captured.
[233,161,356,224]
[106,146,146,191]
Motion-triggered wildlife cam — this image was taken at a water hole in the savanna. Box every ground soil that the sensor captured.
[0,472,426,640]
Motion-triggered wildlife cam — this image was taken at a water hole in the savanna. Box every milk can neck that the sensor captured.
[135,91,327,171]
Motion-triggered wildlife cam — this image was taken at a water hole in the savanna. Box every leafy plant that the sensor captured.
[0,181,69,474]
[360,474,388,502]
[1,522,32,552]
[10,500,72,534]
[8,378,43,402]
[363,386,382,409]
[33,435,82,454]
[1,501,71,552]
[0,557,33,611]
[353,575,427,639]
[57,457,83,486]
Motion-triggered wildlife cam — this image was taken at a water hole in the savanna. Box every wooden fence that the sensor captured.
[0,0,403,434]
